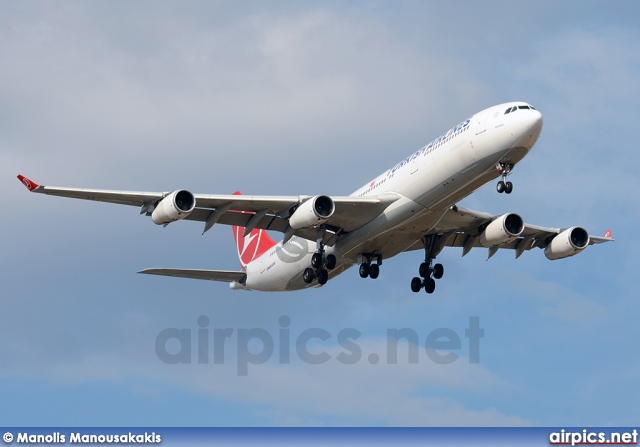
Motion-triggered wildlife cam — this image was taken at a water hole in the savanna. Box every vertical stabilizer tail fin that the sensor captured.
[231,191,278,268]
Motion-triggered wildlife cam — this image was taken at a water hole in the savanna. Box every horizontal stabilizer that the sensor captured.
[138,268,246,283]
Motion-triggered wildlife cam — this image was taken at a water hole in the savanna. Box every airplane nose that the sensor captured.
[529,109,543,135]
[523,109,543,142]
[503,107,544,151]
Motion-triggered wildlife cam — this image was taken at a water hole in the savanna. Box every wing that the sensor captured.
[138,268,246,282]
[17,175,398,245]
[404,205,614,259]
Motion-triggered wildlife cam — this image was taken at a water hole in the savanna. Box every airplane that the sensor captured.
[17,101,613,293]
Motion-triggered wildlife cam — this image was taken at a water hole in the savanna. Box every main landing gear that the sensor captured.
[303,252,336,286]
[411,261,444,294]
[411,235,444,294]
[358,254,382,280]
[496,162,514,194]
[302,225,336,286]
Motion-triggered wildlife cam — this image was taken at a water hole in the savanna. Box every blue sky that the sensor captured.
[1,1,639,426]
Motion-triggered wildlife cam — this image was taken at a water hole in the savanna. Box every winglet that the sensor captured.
[17,175,40,192]
[604,229,612,239]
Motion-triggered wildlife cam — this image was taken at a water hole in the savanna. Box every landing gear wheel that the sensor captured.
[411,277,422,293]
[303,268,315,284]
[359,263,370,278]
[325,254,336,270]
[417,235,445,295]
[311,253,323,269]
[433,263,444,279]
[505,181,513,194]
[425,278,436,294]
[317,269,329,285]
[369,264,380,279]
[496,162,514,194]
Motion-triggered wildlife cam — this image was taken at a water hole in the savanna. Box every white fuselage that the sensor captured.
[235,102,543,291]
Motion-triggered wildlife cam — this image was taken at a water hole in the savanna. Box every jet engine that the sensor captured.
[289,195,335,230]
[151,190,196,225]
[544,227,589,260]
[479,213,524,247]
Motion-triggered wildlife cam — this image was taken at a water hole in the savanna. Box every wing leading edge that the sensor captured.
[404,205,614,259]
[16,175,397,245]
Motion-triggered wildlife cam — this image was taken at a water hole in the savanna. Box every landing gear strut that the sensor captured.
[302,225,336,286]
[411,235,444,294]
[359,254,382,280]
[496,162,514,194]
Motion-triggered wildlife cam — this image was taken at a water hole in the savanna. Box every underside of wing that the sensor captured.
[18,175,165,206]
[138,268,247,283]
[404,205,614,259]
[18,175,399,246]
[186,192,399,245]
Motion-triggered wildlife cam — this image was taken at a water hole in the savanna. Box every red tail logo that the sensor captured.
[231,192,278,268]
[604,229,612,239]
[17,174,39,192]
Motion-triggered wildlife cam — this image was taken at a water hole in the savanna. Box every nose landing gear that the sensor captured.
[496,162,514,194]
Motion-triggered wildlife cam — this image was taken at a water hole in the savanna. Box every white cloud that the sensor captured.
[4,337,527,426]
[1,5,469,190]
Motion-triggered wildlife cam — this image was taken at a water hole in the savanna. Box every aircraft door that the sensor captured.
[410,155,419,174]
[475,110,489,135]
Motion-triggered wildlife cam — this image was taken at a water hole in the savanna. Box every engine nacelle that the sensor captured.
[479,213,524,247]
[289,195,335,230]
[151,190,196,225]
[544,227,589,260]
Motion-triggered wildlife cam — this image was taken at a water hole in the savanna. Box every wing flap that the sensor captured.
[194,194,299,214]
[184,208,290,233]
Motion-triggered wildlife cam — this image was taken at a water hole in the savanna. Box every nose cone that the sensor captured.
[528,109,543,138]
[514,108,543,149]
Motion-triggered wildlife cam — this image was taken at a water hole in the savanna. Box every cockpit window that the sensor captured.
[506,105,536,114]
